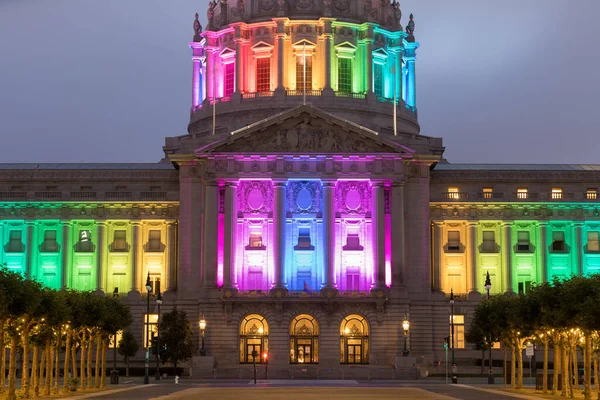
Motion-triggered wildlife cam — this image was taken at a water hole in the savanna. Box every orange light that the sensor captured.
[263,352,268,360]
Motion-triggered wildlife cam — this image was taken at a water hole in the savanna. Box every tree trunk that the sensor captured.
[79,332,86,389]
[38,345,45,397]
[574,342,580,392]
[517,338,523,389]
[593,353,599,399]
[31,346,38,398]
[87,337,93,389]
[584,335,592,400]
[511,343,516,389]
[95,336,101,388]
[63,330,72,393]
[44,341,52,396]
[562,344,569,397]
[481,348,485,375]
[54,334,61,393]
[71,341,77,383]
[20,325,32,398]
[125,355,129,377]
[0,320,5,395]
[568,346,574,398]
[554,341,561,395]
[503,346,507,388]
[8,335,19,400]
[543,339,549,394]
[101,340,107,388]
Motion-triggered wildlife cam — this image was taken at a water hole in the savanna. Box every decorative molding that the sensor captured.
[287,181,321,214]
[238,181,273,214]
[336,181,371,215]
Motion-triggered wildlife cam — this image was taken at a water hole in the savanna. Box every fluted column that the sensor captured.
[539,223,547,283]
[574,223,583,277]
[322,20,333,94]
[205,48,216,101]
[234,40,243,94]
[394,50,402,102]
[365,40,373,93]
[167,221,177,291]
[405,57,416,108]
[432,222,443,291]
[202,182,219,288]
[390,182,405,287]
[275,22,285,92]
[25,222,35,279]
[503,222,512,292]
[61,222,71,289]
[371,183,386,290]
[223,181,239,289]
[467,222,477,293]
[321,181,336,289]
[96,222,105,292]
[271,181,288,291]
[131,222,140,293]
[192,56,202,108]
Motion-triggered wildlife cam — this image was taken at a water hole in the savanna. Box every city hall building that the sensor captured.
[1,0,599,379]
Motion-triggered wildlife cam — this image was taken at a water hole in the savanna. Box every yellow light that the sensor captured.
[258,327,264,334]
[344,328,350,335]
[199,318,207,331]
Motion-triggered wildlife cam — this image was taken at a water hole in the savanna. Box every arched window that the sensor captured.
[340,314,369,364]
[289,314,319,364]
[239,314,269,364]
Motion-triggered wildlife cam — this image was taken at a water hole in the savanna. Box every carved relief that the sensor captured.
[295,0,314,10]
[336,181,371,215]
[333,0,350,12]
[258,0,276,11]
[287,181,321,214]
[238,180,273,214]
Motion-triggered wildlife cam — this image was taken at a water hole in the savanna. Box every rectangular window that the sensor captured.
[482,231,495,253]
[109,330,123,348]
[551,231,565,252]
[517,188,528,199]
[373,63,383,97]
[295,55,312,92]
[517,231,530,252]
[224,62,235,96]
[256,58,271,92]
[148,276,161,294]
[248,226,264,249]
[552,188,563,200]
[450,315,465,349]
[447,231,460,252]
[248,271,263,290]
[588,231,599,252]
[143,314,159,349]
[112,230,127,252]
[587,189,597,200]
[447,187,460,199]
[346,273,360,291]
[338,58,352,93]
[148,230,162,252]
[296,227,312,249]
[482,188,493,199]
[7,230,23,253]
[518,281,532,295]
[42,230,58,252]
[76,230,93,252]
[343,225,362,250]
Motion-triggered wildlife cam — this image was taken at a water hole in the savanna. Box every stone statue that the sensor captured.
[406,13,415,38]
[237,0,245,18]
[392,1,402,24]
[207,0,216,28]
[277,0,286,16]
[193,13,203,42]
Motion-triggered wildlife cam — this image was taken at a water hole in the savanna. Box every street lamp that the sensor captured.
[484,272,494,384]
[199,315,207,356]
[155,290,162,381]
[450,288,457,384]
[402,312,410,356]
[144,273,152,385]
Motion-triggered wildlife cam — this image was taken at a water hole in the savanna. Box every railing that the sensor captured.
[0,191,26,199]
[105,191,132,199]
[477,192,504,200]
[140,191,167,200]
[334,91,366,100]
[257,91,274,98]
[515,192,539,200]
[587,192,598,200]
[71,191,97,199]
[34,191,62,199]
[286,90,323,97]
[442,192,468,200]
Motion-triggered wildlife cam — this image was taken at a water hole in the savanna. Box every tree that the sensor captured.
[118,330,139,377]
[160,309,196,376]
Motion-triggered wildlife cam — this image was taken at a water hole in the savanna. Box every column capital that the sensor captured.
[574,222,584,228]
[502,221,512,228]
[321,180,336,188]
[273,180,287,188]
[391,181,405,188]
[224,180,239,188]
[467,221,478,228]
[432,221,444,228]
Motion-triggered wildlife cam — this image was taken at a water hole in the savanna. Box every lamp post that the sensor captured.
[155,290,162,380]
[484,271,494,384]
[144,273,152,385]
[450,288,457,384]
[402,312,410,356]
[199,316,207,356]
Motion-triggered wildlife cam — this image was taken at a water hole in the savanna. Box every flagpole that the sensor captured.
[303,42,307,106]
[393,64,397,136]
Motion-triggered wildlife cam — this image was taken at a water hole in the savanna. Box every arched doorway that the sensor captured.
[239,314,269,364]
[340,314,369,364]
[289,314,319,364]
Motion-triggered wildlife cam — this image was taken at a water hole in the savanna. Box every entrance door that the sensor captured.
[246,338,262,363]
[346,339,362,364]
[296,339,312,363]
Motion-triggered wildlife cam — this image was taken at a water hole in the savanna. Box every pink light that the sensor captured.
[385,213,392,287]
[217,211,224,287]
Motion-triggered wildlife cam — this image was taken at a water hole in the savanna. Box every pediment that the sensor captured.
[335,41,357,51]
[251,41,274,52]
[196,105,414,155]
[373,48,389,58]
[219,47,236,59]
[292,39,316,49]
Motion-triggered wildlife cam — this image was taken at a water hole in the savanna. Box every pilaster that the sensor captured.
[432,222,443,292]
[167,220,177,292]
[371,182,386,291]
[390,182,405,288]
[539,222,548,283]
[574,222,583,277]
[320,180,338,295]
[130,222,141,293]
[271,180,288,294]
[96,221,105,292]
[25,222,35,280]
[203,181,219,289]
[467,222,478,294]
[223,181,239,291]
[503,222,512,292]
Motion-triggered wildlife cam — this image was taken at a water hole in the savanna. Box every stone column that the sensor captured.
[322,20,333,95]
[574,223,583,277]
[223,181,239,289]
[96,222,105,292]
[467,222,477,293]
[167,221,177,291]
[271,181,288,292]
[131,222,140,293]
[405,57,416,108]
[26,222,35,279]
[202,182,219,289]
[394,50,402,102]
[539,222,548,283]
[321,181,337,291]
[205,48,216,101]
[365,40,373,93]
[192,57,202,108]
[275,21,285,93]
[234,40,244,94]
[503,222,512,292]
[371,183,386,290]
[61,222,71,289]
[432,222,443,292]
[390,182,405,288]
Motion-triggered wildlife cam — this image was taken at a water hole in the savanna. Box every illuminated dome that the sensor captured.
[164,1,429,155]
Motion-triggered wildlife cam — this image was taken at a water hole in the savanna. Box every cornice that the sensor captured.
[430,202,600,221]
[0,202,180,220]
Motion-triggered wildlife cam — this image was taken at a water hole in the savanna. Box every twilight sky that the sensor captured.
[0,0,598,164]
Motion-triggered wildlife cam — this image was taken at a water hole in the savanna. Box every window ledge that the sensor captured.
[294,246,315,251]
[245,246,266,251]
